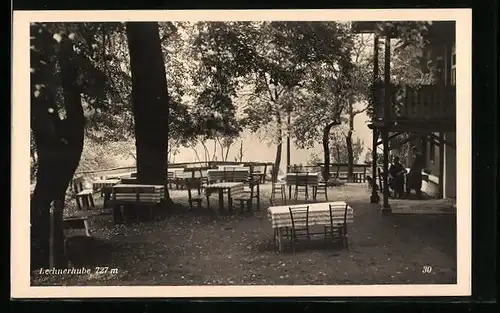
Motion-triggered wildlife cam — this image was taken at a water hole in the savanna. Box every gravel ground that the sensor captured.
[31,183,457,286]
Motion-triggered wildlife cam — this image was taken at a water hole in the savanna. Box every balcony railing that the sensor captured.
[374,84,456,121]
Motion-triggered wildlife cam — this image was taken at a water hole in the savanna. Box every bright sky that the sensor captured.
[172,103,372,171]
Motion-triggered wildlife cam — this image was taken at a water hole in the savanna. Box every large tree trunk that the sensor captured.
[272,114,283,182]
[346,99,355,183]
[30,30,85,270]
[286,111,291,175]
[321,122,339,182]
[126,22,172,204]
[346,130,354,182]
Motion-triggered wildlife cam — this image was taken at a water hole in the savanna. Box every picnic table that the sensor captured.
[204,182,245,213]
[267,201,354,252]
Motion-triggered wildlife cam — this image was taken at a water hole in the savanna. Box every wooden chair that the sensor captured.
[324,203,349,249]
[270,180,287,205]
[312,181,328,202]
[233,176,260,212]
[293,177,309,202]
[185,178,208,209]
[72,176,95,211]
[288,205,310,253]
[232,191,252,213]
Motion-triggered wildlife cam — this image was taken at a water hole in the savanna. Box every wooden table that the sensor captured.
[92,178,120,191]
[267,201,354,252]
[204,182,245,213]
[92,178,121,207]
[105,171,136,179]
[285,172,320,199]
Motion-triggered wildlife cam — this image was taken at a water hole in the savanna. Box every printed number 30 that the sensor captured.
[422,265,433,273]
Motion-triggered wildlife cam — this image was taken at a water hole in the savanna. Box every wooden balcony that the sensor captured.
[373,84,456,132]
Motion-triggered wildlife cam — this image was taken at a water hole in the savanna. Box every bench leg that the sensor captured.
[281,186,286,205]
[82,196,90,210]
[89,195,95,208]
[83,220,92,237]
[112,205,125,224]
[76,197,82,211]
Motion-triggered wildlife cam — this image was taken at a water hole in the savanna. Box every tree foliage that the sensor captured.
[330,128,365,164]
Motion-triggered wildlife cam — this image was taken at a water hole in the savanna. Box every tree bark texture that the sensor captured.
[321,121,339,182]
[30,29,85,270]
[126,22,171,204]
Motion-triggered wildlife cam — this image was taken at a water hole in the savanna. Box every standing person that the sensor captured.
[388,156,407,198]
[406,152,425,199]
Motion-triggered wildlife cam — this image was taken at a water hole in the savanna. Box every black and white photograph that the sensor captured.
[11,9,472,298]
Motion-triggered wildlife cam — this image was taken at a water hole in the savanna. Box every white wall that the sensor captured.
[422,174,440,197]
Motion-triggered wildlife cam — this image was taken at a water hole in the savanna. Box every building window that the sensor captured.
[451,43,456,86]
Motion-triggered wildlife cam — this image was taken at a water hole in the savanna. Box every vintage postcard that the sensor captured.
[11,9,471,298]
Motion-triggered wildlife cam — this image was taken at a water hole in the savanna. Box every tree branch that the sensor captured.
[352,106,368,116]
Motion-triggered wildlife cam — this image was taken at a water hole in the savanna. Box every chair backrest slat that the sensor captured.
[289,206,310,229]
[329,203,349,228]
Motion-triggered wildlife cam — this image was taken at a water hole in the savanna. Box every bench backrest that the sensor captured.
[208,169,249,183]
[112,186,163,203]
[184,178,203,190]
[121,178,139,184]
[72,176,86,193]
[285,173,319,185]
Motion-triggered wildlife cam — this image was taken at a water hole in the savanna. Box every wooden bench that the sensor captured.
[111,185,164,223]
[207,168,249,183]
[63,212,94,237]
[232,176,261,212]
[71,176,95,210]
[184,178,209,209]
[120,177,139,184]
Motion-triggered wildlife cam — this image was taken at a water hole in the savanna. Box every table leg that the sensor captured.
[228,188,233,213]
[218,190,224,213]
[256,183,260,210]
[278,228,284,252]
[288,185,292,200]
[103,191,111,208]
